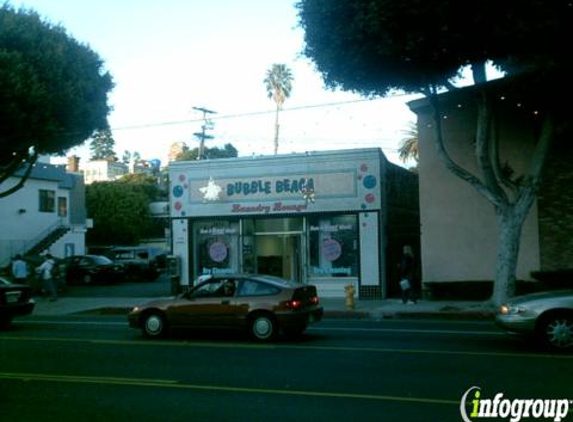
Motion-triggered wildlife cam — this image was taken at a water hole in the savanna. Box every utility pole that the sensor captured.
[192,106,216,160]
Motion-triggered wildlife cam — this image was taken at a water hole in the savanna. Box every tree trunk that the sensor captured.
[273,106,280,155]
[491,187,536,306]
[492,206,526,306]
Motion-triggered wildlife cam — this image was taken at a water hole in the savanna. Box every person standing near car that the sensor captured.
[399,245,417,304]
[11,254,28,284]
[37,254,57,301]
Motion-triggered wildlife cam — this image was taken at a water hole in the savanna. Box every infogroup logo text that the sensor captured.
[460,386,571,422]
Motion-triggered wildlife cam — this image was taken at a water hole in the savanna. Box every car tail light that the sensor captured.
[310,296,319,305]
[285,300,302,310]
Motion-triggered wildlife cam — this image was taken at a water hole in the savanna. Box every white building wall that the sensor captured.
[82,160,128,184]
[412,99,541,284]
[0,171,86,266]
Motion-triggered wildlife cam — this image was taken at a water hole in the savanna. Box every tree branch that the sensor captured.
[475,90,508,204]
[526,112,554,192]
[428,94,504,207]
[0,151,39,198]
[490,105,519,195]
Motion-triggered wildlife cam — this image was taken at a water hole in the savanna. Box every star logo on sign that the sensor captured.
[199,177,222,202]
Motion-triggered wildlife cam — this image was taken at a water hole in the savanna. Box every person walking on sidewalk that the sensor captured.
[399,245,417,304]
[11,254,28,284]
[37,254,58,301]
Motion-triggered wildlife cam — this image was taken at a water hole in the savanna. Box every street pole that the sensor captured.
[192,106,216,160]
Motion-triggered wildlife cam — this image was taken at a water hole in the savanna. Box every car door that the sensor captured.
[65,257,81,283]
[169,279,241,329]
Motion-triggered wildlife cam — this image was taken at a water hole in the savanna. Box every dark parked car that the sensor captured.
[0,276,35,328]
[106,247,167,282]
[496,290,573,350]
[128,274,324,341]
[62,255,125,285]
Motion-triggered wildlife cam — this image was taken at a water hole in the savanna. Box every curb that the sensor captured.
[72,307,495,321]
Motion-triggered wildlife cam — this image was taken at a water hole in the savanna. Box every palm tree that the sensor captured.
[398,121,419,168]
[264,64,293,155]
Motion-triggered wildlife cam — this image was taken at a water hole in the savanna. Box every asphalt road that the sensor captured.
[1,316,572,422]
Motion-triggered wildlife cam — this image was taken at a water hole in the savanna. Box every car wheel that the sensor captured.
[249,313,277,341]
[143,311,168,338]
[82,274,93,285]
[539,313,573,350]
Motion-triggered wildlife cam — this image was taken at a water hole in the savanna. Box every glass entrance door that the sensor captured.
[255,234,301,282]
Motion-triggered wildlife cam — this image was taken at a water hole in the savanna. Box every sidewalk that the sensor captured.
[30,296,496,320]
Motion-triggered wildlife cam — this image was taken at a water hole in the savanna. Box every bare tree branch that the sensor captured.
[428,94,504,207]
[0,151,39,198]
[475,91,508,204]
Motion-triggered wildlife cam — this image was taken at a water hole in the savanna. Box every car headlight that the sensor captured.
[498,304,526,315]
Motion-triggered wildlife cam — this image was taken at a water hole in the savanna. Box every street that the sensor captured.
[1,315,572,422]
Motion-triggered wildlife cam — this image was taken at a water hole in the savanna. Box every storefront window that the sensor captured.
[308,214,358,278]
[193,220,239,276]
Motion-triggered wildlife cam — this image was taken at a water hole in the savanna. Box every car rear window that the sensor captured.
[238,280,280,297]
[255,275,302,288]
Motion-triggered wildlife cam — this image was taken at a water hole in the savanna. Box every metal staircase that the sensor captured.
[21,221,71,258]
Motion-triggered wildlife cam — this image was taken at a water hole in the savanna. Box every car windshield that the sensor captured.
[92,256,113,265]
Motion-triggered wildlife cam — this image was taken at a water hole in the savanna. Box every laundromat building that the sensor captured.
[169,148,418,299]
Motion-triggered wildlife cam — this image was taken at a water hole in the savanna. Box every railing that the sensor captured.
[22,219,60,253]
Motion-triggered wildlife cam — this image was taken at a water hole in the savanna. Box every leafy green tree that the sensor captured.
[398,121,419,169]
[264,64,293,155]
[86,174,164,246]
[122,150,131,164]
[86,181,151,246]
[297,0,570,305]
[119,173,164,201]
[176,144,238,161]
[0,5,113,197]
[89,129,117,161]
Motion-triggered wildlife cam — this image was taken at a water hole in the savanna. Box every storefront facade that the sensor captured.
[169,149,388,298]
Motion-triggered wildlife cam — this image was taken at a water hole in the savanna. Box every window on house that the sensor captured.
[58,197,68,217]
[39,190,56,213]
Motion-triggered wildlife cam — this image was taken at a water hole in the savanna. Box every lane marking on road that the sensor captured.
[17,320,127,326]
[310,327,504,336]
[0,371,458,405]
[2,335,572,359]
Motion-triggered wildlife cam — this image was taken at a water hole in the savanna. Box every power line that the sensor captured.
[110,93,417,133]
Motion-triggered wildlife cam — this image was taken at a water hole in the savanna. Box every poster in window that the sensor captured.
[209,241,228,263]
[322,238,342,262]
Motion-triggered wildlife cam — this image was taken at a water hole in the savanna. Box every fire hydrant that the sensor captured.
[344,283,356,311]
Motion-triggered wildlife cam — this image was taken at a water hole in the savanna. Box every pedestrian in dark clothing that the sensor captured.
[399,245,417,304]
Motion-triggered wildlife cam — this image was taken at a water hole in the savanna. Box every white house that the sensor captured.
[0,162,88,267]
[82,160,128,184]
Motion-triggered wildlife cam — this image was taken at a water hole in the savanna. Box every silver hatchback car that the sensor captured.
[496,290,573,350]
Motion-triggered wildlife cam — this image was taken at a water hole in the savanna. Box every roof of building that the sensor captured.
[13,162,77,189]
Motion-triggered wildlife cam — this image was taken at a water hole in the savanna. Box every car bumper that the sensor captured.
[127,312,140,328]
[495,314,538,335]
[277,307,324,329]
[0,300,35,318]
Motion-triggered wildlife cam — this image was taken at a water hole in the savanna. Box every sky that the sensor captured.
[10,0,421,167]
